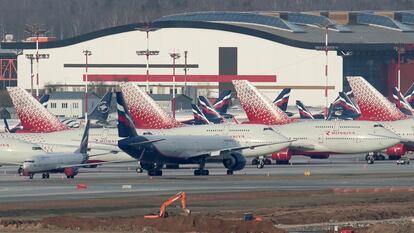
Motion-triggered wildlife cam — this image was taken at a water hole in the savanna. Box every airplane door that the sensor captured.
[318,134,324,143]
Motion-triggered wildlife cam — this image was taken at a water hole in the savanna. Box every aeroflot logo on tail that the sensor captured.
[325,131,356,136]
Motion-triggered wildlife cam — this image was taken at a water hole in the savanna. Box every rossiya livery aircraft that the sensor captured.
[116,92,291,176]
[392,87,414,116]
[346,76,414,162]
[231,80,401,166]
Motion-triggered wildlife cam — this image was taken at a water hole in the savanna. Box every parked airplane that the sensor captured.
[392,87,414,115]
[347,76,414,162]
[19,120,113,179]
[231,80,401,166]
[296,100,325,119]
[116,91,292,176]
[212,90,232,116]
[273,88,294,117]
[198,96,225,123]
[404,83,414,108]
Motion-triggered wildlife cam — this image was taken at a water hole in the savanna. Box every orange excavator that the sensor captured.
[144,191,191,218]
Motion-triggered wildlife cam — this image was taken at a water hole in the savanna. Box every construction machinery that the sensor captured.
[144,191,191,218]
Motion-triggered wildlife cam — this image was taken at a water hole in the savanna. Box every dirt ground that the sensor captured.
[1,189,414,232]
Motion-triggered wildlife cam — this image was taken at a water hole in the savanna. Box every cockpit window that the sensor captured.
[374,124,384,128]
[143,132,153,135]
[24,160,35,163]
[31,146,42,150]
[263,127,274,131]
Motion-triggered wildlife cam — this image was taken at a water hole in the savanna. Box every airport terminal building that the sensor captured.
[2,11,414,106]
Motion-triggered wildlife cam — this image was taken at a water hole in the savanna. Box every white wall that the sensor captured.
[17,27,342,106]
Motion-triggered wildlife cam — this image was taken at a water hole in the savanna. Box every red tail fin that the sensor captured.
[120,83,183,129]
[7,87,68,133]
[347,76,406,121]
[232,80,293,125]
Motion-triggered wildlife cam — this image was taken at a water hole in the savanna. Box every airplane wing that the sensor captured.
[289,144,315,151]
[0,161,22,166]
[193,140,294,157]
[57,159,137,169]
[128,139,165,146]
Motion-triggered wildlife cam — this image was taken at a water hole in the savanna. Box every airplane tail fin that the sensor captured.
[76,120,90,154]
[120,83,182,129]
[191,104,211,125]
[7,87,68,133]
[327,92,361,120]
[116,91,138,138]
[213,90,232,114]
[296,100,315,119]
[404,83,414,108]
[347,76,406,121]
[89,90,113,121]
[392,87,414,115]
[232,80,292,125]
[198,96,224,123]
[39,94,50,108]
[273,88,291,112]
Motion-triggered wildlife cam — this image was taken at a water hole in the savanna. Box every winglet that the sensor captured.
[347,76,407,121]
[120,83,183,129]
[232,80,293,125]
[116,91,138,138]
[7,87,68,133]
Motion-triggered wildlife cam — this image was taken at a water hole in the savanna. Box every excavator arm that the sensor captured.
[145,191,190,219]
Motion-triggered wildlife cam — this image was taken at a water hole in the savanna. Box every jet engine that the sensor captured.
[64,167,79,177]
[386,143,406,160]
[223,152,246,171]
[271,149,291,164]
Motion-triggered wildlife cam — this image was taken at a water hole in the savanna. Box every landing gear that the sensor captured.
[389,155,401,160]
[253,157,271,168]
[29,174,34,179]
[66,175,75,179]
[136,167,143,173]
[17,166,22,175]
[226,170,234,175]
[372,152,386,160]
[252,158,259,165]
[141,162,164,177]
[165,164,180,169]
[41,173,50,179]
[194,159,209,176]
[365,154,375,164]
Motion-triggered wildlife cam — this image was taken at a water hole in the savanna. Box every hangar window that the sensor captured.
[50,103,57,108]
[62,103,68,109]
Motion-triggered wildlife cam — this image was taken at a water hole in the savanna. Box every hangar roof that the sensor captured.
[2,11,414,52]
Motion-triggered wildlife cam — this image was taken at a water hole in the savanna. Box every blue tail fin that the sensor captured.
[89,90,113,121]
[296,100,315,119]
[213,90,232,114]
[404,83,414,109]
[192,104,210,125]
[3,119,10,133]
[393,87,414,115]
[327,92,361,120]
[39,94,50,108]
[273,88,291,112]
[76,120,90,154]
[116,91,138,138]
[198,96,224,123]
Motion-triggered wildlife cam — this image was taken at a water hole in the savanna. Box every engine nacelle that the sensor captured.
[310,155,330,159]
[64,167,79,177]
[271,149,292,161]
[223,152,246,171]
[386,143,406,157]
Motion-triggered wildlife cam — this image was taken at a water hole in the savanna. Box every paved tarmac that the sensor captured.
[0,154,413,203]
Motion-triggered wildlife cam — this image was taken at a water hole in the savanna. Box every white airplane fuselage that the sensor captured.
[23,153,85,173]
[0,123,290,165]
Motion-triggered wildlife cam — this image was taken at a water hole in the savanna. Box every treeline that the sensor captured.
[0,0,412,40]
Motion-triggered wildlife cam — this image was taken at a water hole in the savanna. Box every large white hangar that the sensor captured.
[2,11,414,106]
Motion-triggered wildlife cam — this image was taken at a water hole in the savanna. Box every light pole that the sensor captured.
[315,23,335,114]
[25,54,35,95]
[169,52,181,118]
[24,25,49,99]
[394,46,405,90]
[83,50,92,122]
[183,51,188,95]
[136,25,159,93]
